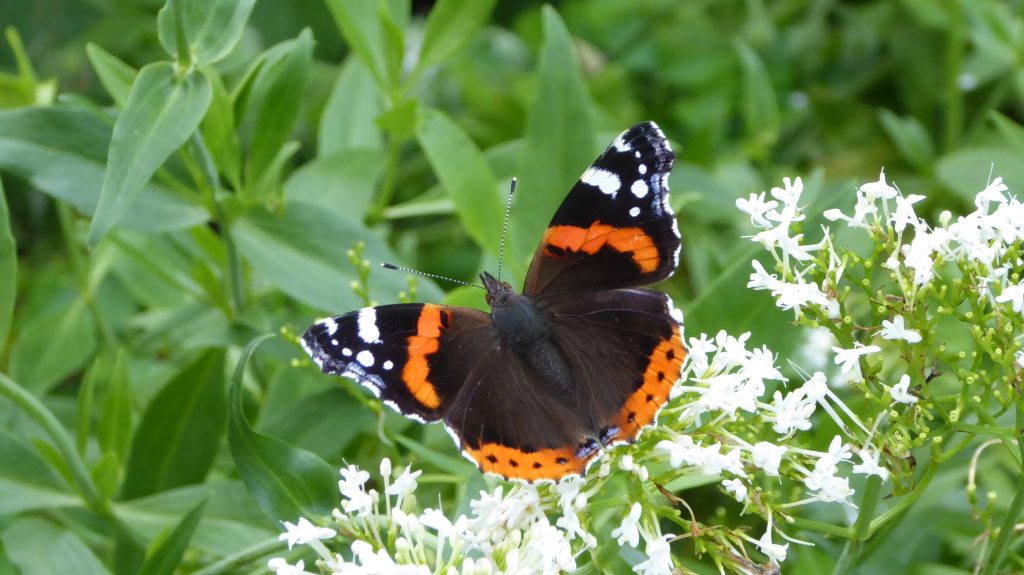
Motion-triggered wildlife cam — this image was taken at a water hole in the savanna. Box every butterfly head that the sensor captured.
[480,271,516,308]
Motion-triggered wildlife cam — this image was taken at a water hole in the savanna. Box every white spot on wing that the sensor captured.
[612,134,632,151]
[331,339,338,346]
[356,350,374,367]
[357,308,381,343]
[320,317,338,336]
[631,179,649,198]
[342,348,352,357]
[581,167,621,197]
[629,206,641,218]
[635,151,641,158]
[383,360,394,370]
[639,164,647,175]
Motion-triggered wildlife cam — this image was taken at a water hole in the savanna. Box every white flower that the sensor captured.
[379,457,392,479]
[975,177,1008,211]
[891,194,926,233]
[268,558,306,575]
[634,534,674,575]
[339,464,374,517]
[420,508,454,538]
[852,449,890,482]
[832,343,881,374]
[889,374,918,404]
[860,169,898,201]
[386,465,422,498]
[751,442,787,476]
[278,517,336,550]
[737,192,779,228]
[880,315,922,343]
[747,259,780,291]
[1016,350,1024,369]
[723,478,748,502]
[611,503,642,547]
[755,516,789,565]
[995,281,1024,313]
[769,390,815,436]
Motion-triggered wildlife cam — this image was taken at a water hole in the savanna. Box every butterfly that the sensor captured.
[302,122,687,482]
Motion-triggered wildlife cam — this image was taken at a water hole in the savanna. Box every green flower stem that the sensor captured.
[970,403,1022,469]
[0,372,106,513]
[951,423,1018,436]
[831,474,882,575]
[191,537,283,575]
[978,399,1024,575]
[788,516,851,539]
[56,202,118,349]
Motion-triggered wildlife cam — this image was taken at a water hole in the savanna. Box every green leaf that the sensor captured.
[137,498,207,575]
[228,334,338,521]
[1,517,111,575]
[733,38,779,153]
[324,0,398,88]
[990,111,1024,153]
[232,201,443,312]
[320,56,384,155]
[0,429,77,515]
[88,62,212,246]
[85,43,137,108]
[417,109,504,256]
[878,109,935,171]
[114,481,275,558]
[200,69,242,190]
[260,386,375,459]
[74,355,101,456]
[417,0,496,72]
[240,30,313,197]
[283,149,386,222]
[91,450,121,501]
[0,106,207,232]
[9,297,96,394]
[121,349,226,499]
[512,6,595,274]
[157,0,256,65]
[99,348,133,462]
[935,147,1024,204]
[0,178,13,353]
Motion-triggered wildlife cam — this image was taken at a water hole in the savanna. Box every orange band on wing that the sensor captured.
[464,442,597,482]
[401,304,449,409]
[608,323,687,443]
[543,222,660,273]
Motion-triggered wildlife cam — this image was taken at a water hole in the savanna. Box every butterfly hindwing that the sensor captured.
[524,122,680,298]
[302,304,493,422]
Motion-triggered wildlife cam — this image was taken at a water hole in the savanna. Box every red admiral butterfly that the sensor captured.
[302,122,687,482]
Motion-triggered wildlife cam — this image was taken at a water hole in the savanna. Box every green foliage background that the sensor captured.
[1,0,1023,573]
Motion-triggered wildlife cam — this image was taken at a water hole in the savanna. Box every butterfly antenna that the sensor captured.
[497,177,517,282]
[380,262,484,290]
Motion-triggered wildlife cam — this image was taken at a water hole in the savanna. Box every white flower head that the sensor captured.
[634,534,675,575]
[852,448,890,482]
[386,465,422,498]
[268,558,306,575]
[891,194,926,234]
[723,478,749,502]
[278,517,336,550]
[755,515,789,565]
[890,374,918,404]
[737,191,780,228]
[859,169,898,201]
[611,503,642,548]
[751,441,787,476]
[832,343,881,374]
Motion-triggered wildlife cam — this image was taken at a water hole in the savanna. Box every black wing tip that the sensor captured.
[617,121,675,165]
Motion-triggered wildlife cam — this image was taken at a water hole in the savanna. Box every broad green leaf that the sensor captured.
[283,149,385,222]
[878,109,935,172]
[990,111,1024,153]
[157,0,256,65]
[325,0,394,88]
[240,30,312,197]
[200,69,242,191]
[232,200,443,312]
[513,6,595,273]
[0,179,13,353]
[260,387,375,459]
[228,334,337,521]
[734,38,779,154]
[98,348,133,462]
[417,0,496,72]
[417,109,504,256]
[320,57,384,155]
[88,62,212,246]
[0,430,77,515]
[121,349,226,499]
[137,498,207,575]
[935,147,1024,204]
[85,43,137,108]
[9,297,96,394]
[1,517,111,575]
[0,106,207,231]
[115,481,275,558]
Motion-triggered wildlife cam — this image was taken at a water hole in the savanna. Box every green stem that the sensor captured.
[367,135,401,225]
[868,454,938,537]
[0,372,106,513]
[172,0,192,69]
[979,400,1024,575]
[788,516,851,539]
[832,474,882,575]
[191,538,282,575]
[56,202,118,349]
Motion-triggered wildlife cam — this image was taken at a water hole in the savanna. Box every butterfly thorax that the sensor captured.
[481,272,575,401]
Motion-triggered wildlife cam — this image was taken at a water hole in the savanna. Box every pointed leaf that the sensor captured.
[9,297,96,394]
[2,517,111,575]
[157,0,256,65]
[324,0,391,87]
[121,349,226,499]
[0,178,13,353]
[85,43,137,108]
[99,348,133,461]
[228,334,338,521]
[513,6,595,272]
[0,430,77,515]
[137,498,208,575]
[417,109,503,256]
[283,149,385,222]
[417,0,496,72]
[88,62,212,246]
[320,57,384,155]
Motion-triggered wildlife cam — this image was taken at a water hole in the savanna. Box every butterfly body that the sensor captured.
[302,122,688,482]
